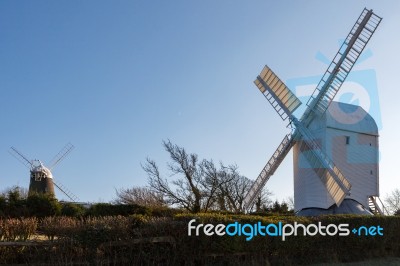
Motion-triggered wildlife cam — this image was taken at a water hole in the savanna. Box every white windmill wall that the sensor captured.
[294,102,379,212]
[293,142,336,210]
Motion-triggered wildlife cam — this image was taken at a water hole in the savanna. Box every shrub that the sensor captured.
[26,193,61,217]
[1,217,37,241]
[0,196,6,217]
[61,203,86,217]
[85,203,150,217]
[40,216,78,241]
[71,216,132,249]
[0,213,399,265]
[4,187,29,217]
[149,206,182,217]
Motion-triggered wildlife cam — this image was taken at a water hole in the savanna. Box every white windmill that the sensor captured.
[243,8,386,215]
[9,143,79,202]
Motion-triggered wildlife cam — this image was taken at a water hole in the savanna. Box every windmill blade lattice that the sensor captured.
[49,143,74,170]
[9,147,33,169]
[254,65,302,121]
[243,134,294,210]
[302,8,382,123]
[53,179,80,202]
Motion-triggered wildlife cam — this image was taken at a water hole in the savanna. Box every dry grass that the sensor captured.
[0,217,37,241]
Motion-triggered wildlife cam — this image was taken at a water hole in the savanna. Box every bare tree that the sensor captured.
[199,160,234,212]
[384,188,400,215]
[252,188,274,212]
[214,165,273,213]
[200,163,243,212]
[144,140,207,213]
[219,170,251,212]
[144,140,273,213]
[284,196,294,211]
[115,186,165,207]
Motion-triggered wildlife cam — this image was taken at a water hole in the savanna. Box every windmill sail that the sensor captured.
[9,147,33,169]
[302,8,382,122]
[242,66,301,210]
[243,134,294,210]
[255,65,302,120]
[49,143,75,170]
[53,179,80,202]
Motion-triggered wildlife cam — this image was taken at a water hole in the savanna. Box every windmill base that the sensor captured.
[296,199,372,216]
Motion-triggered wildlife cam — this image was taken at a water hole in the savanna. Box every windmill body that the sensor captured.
[29,160,55,195]
[294,102,379,215]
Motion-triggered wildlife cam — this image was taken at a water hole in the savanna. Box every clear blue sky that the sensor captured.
[1,1,399,203]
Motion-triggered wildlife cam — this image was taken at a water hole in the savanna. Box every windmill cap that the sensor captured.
[326,101,378,136]
[31,161,53,179]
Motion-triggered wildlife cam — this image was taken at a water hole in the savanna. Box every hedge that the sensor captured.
[0,214,399,265]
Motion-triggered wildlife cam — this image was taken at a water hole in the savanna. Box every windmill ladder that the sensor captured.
[368,196,388,215]
[243,134,294,211]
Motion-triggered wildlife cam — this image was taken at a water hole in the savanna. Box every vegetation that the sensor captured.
[0,214,399,264]
[2,140,400,264]
[0,187,61,218]
[27,193,61,217]
[0,217,37,241]
[60,202,86,217]
[126,140,272,213]
[384,188,400,215]
[115,186,165,207]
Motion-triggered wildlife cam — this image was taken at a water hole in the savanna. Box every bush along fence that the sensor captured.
[0,214,399,265]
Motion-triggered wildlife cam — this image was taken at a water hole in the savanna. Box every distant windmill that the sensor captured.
[243,8,386,215]
[9,143,79,202]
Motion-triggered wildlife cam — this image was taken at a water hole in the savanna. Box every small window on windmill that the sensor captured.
[34,173,41,181]
[345,136,350,145]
